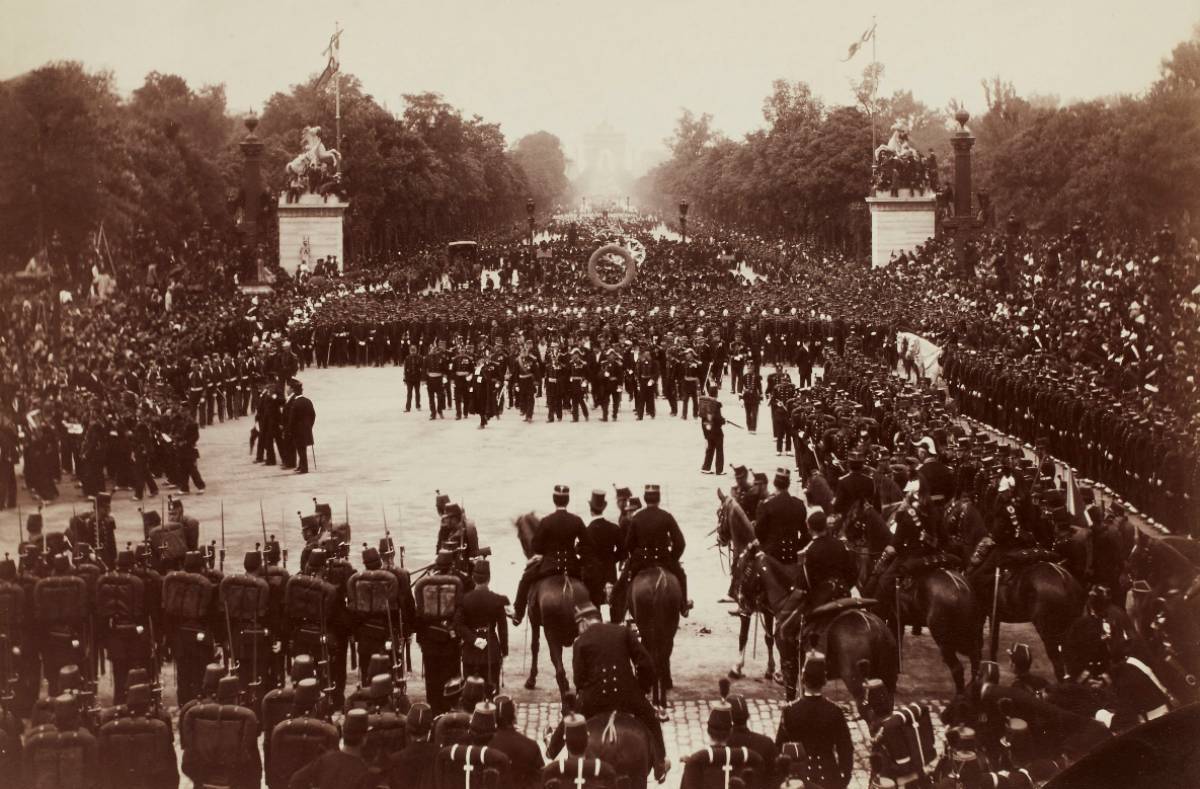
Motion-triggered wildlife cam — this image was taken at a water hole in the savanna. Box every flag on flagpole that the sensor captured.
[843,22,877,61]
[314,27,342,90]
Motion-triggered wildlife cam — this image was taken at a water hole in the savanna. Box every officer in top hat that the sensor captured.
[583,490,625,611]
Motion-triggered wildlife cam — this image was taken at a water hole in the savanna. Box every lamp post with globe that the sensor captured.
[679,200,690,245]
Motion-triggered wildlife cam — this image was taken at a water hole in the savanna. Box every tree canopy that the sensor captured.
[0,64,570,271]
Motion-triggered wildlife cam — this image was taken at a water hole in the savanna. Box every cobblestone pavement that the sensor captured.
[512,697,948,789]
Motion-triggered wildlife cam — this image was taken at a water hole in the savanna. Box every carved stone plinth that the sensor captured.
[277,194,348,276]
[866,193,936,268]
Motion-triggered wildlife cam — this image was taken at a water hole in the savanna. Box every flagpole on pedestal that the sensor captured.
[871,15,878,154]
[334,21,342,152]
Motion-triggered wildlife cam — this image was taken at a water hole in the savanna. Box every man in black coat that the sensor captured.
[487,696,544,789]
[403,345,423,412]
[549,608,668,782]
[832,452,876,515]
[284,379,316,474]
[726,693,778,783]
[582,490,625,611]
[754,468,808,563]
[388,704,439,789]
[512,485,594,626]
[775,653,853,789]
[456,560,508,695]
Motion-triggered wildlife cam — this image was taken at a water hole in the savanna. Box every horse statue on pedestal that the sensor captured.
[284,126,342,202]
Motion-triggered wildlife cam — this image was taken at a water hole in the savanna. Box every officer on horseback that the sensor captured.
[802,512,858,607]
[871,486,938,629]
[549,605,669,783]
[610,484,692,621]
[755,468,808,564]
[512,485,594,627]
[832,452,875,515]
[965,474,1036,587]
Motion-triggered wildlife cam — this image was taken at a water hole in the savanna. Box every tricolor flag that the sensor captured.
[843,22,876,61]
[314,27,342,90]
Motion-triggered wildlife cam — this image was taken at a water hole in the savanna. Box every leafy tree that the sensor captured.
[512,131,569,208]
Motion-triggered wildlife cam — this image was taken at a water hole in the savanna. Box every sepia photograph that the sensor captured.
[1,1,1199,787]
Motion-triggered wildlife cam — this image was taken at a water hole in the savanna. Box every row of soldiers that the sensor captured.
[943,347,1199,535]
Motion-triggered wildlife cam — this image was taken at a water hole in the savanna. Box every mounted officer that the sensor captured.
[512,485,594,627]
[870,486,939,630]
[610,484,692,620]
[755,468,808,564]
[549,606,669,783]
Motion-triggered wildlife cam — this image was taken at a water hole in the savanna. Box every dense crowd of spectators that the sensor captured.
[2,213,1196,528]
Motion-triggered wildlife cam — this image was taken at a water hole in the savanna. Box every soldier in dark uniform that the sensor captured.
[871,489,938,629]
[425,342,446,419]
[415,551,464,714]
[287,707,372,789]
[680,702,765,789]
[543,713,617,789]
[802,512,857,605]
[488,695,544,789]
[726,693,777,779]
[680,348,702,419]
[550,607,668,783]
[700,385,727,476]
[599,350,623,421]
[568,350,590,422]
[404,345,424,412]
[512,485,594,626]
[1007,642,1050,697]
[389,703,439,789]
[740,371,762,434]
[754,468,808,563]
[635,345,659,420]
[582,490,625,611]
[832,451,875,516]
[611,484,691,620]
[452,344,473,420]
[767,365,794,455]
[728,335,748,394]
[775,653,853,788]
[457,560,508,695]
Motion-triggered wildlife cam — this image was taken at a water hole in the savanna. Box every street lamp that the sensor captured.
[678,200,689,245]
[525,198,536,248]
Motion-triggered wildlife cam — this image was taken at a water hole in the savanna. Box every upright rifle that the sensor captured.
[219,501,226,573]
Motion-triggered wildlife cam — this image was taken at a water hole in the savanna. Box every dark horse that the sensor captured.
[760,552,899,705]
[864,553,982,694]
[627,566,681,718]
[584,711,653,789]
[514,512,590,699]
[975,552,1084,679]
[715,491,776,680]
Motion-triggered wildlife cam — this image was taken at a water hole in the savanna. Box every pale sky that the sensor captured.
[2,0,1195,171]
